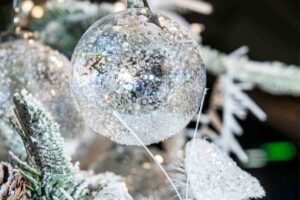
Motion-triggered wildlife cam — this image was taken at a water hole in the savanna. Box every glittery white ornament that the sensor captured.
[0,39,84,136]
[185,139,265,200]
[71,1,206,145]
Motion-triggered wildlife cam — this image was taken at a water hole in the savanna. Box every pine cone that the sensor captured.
[0,162,26,200]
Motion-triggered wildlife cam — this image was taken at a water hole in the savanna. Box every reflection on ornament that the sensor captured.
[71,2,206,145]
[0,39,84,137]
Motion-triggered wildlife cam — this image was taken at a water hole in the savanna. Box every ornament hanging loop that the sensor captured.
[127,0,156,22]
[127,0,150,9]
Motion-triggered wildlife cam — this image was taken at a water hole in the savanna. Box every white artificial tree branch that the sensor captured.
[196,50,267,163]
[202,46,300,96]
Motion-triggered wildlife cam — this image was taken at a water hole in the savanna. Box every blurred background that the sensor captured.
[0,0,299,199]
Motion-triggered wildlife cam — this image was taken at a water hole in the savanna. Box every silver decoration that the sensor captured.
[0,39,85,136]
[71,6,206,145]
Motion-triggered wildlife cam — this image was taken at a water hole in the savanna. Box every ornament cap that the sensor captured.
[127,0,150,9]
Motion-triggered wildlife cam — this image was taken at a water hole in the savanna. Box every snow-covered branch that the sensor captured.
[198,69,267,162]
[202,46,300,96]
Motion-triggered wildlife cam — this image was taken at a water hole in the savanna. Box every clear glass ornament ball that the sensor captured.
[0,39,85,136]
[71,8,206,145]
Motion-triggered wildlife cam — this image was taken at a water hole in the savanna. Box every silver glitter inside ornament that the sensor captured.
[0,39,85,136]
[71,1,206,145]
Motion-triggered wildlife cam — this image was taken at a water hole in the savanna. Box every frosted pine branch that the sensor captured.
[12,90,76,184]
[10,90,77,199]
[197,75,266,163]
[9,90,133,200]
[202,46,300,96]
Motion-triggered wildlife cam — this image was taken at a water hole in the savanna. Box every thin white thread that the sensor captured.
[185,89,207,199]
[113,111,183,200]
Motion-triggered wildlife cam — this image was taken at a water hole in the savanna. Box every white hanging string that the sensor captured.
[185,89,207,199]
[113,111,183,200]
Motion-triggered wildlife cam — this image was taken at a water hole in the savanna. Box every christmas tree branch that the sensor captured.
[11,90,76,186]
[9,90,76,199]
[8,90,132,200]
[202,46,300,96]
[9,152,40,177]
